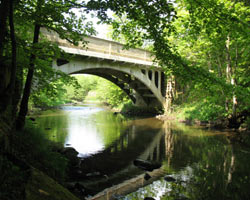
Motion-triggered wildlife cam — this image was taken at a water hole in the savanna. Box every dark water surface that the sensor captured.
[36,104,250,200]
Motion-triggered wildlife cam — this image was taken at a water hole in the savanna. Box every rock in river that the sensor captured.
[164,175,176,182]
[133,159,161,172]
[144,173,151,181]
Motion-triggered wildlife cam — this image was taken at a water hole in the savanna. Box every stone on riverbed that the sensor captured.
[144,197,155,200]
[164,175,176,182]
[144,173,151,181]
[133,159,161,171]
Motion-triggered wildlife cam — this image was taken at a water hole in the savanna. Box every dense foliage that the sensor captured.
[32,74,130,108]
[87,0,250,127]
[0,0,250,199]
[1,0,249,132]
[94,77,131,108]
[170,0,250,124]
[30,75,98,108]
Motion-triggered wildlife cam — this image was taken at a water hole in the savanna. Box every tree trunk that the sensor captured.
[0,0,11,113]
[225,35,237,127]
[0,0,10,59]
[0,0,19,152]
[165,76,175,113]
[0,0,10,152]
[9,0,18,119]
[16,25,41,130]
[217,57,229,111]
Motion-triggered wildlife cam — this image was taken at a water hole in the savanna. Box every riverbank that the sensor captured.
[156,112,249,131]
[156,112,250,149]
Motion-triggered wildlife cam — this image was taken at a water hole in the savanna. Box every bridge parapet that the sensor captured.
[42,28,156,68]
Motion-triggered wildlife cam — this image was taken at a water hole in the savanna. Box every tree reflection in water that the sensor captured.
[123,123,250,200]
[36,106,250,200]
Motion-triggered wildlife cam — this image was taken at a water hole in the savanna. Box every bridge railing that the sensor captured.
[41,28,156,67]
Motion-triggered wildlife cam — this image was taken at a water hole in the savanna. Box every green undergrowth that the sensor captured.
[173,101,227,122]
[168,102,250,130]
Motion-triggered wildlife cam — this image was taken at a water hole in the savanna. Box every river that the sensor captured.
[36,104,250,200]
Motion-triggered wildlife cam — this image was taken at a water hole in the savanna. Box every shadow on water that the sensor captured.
[35,105,250,200]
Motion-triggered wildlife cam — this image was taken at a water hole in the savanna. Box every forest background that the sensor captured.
[26,0,250,128]
[0,0,249,199]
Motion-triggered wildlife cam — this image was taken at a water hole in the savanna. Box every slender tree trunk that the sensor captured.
[0,0,9,59]
[232,43,239,118]
[9,0,18,119]
[165,75,175,113]
[16,24,41,130]
[0,0,10,113]
[225,35,237,121]
[217,57,229,111]
[0,0,10,151]
[0,0,19,152]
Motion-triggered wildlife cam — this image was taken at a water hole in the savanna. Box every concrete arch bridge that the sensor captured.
[44,29,167,110]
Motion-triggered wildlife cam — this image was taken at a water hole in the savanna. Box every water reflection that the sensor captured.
[37,105,127,157]
[36,105,167,191]
[63,106,105,157]
[36,105,250,200]
[123,122,250,200]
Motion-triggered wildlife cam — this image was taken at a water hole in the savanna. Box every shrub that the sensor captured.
[175,100,227,121]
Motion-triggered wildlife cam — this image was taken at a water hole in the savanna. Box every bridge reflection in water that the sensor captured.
[79,117,166,191]
[88,121,249,200]
[37,106,249,200]
[37,107,175,199]
[86,120,175,200]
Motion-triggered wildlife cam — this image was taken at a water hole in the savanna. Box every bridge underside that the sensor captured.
[53,56,166,109]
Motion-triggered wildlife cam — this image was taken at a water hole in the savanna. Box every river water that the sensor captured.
[36,104,250,200]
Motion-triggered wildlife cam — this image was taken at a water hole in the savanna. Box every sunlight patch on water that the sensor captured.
[63,106,105,157]
[65,128,104,157]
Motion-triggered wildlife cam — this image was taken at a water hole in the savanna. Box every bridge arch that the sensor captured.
[44,28,167,109]
[53,56,166,109]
